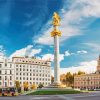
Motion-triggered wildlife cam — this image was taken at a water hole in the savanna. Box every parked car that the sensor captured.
[1,88,8,96]
[8,87,18,96]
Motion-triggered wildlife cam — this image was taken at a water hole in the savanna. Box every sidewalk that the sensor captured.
[21,90,36,95]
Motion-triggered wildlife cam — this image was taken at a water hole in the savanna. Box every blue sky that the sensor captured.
[0,0,100,72]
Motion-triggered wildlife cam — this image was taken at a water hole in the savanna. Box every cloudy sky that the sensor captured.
[0,0,100,73]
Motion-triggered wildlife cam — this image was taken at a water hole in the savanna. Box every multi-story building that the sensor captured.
[0,58,15,87]
[74,55,100,90]
[0,57,51,88]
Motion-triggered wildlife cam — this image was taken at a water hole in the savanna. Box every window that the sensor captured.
[0,82,1,85]
[10,82,12,85]
[16,77,18,80]
[10,64,12,68]
[5,76,7,80]
[33,70,35,72]
[16,68,18,71]
[0,71,1,74]
[10,76,12,80]
[5,70,7,74]
[16,73,18,75]
[20,68,21,71]
[5,63,7,66]
[33,78,35,80]
[5,82,7,87]
[33,74,35,76]
[0,64,2,68]
[20,77,21,80]
[0,76,1,80]
[20,73,21,75]
[10,70,12,74]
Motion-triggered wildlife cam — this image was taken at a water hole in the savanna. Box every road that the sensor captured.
[0,92,100,100]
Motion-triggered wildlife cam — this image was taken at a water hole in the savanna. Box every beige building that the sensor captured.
[74,55,100,90]
[0,58,15,87]
[0,56,51,88]
[13,57,51,87]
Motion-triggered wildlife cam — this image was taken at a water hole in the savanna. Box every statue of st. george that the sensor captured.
[53,12,60,26]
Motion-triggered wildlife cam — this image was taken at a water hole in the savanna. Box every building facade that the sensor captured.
[74,55,100,90]
[0,58,15,87]
[0,57,51,88]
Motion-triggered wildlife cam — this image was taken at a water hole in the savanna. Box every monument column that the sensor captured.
[54,35,60,83]
[51,12,61,85]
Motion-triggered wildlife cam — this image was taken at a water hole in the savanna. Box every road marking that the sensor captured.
[58,95,75,100]
[32,97,49,99]
[73,94,100,98]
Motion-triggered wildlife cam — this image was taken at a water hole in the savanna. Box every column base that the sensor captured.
[44,82,66,88]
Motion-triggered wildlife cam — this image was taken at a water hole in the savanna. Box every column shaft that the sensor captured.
[54,35,60,83]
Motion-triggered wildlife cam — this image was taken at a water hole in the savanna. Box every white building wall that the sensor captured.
[13,57,51,88]
[0,59,15,87]
[0,57,51,88]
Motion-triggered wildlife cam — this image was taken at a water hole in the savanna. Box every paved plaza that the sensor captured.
[0,92,100,100]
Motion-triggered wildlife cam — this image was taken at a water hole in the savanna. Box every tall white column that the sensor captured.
[54,35,60,84]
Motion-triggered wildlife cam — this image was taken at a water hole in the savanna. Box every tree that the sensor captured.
[38,83,44,89]
[65,72,74,87]
[23,82,29,91]
[60,74,66,85]
[51,76,54,83]
[31,84,37,90]
[77,71,85,75]
[15,80,21,93]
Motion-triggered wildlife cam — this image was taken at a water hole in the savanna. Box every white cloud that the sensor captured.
[10,45,42,58]
[35,0,100,45]
[52,60,97,76]
[42,54,54,61]
[0,45,6,60]
[65,50,72,56]
[65,50,87,57]
[42,53,64,62]
[77,50,87,54]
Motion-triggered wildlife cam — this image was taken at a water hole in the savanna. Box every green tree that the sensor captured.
[31,84,37,90]
[15,80,20,89]
[77,71,85,75]
[15,80,21,93]
[65,72,74,87]
[51,76,54,83]
[38,83,44,89]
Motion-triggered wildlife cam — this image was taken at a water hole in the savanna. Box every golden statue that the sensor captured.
[53,12,60,26]
[51,12,61,37]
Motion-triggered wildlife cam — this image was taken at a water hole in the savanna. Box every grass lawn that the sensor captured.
[28,89,81,95]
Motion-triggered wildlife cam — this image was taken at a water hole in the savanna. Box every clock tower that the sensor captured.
[96,55,100,73]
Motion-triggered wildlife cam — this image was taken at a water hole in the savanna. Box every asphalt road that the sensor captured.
[0,92,100,100]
